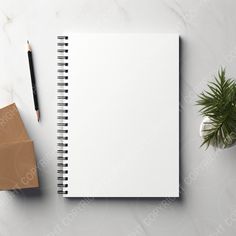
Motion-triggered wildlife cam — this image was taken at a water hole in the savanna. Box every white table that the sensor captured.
[1,0,236,235]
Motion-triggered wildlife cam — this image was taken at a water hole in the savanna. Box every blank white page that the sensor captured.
[67,33,179,197]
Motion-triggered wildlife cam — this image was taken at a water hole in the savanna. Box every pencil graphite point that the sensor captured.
[36,110,40,122]
[27,40,31,51]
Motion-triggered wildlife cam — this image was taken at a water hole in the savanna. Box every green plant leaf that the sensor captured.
[196,68,236,149]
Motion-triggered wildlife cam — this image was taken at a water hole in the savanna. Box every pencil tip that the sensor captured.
[27,41,32,51]
[36,110,40,122]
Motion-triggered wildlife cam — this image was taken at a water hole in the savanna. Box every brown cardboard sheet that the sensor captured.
[0,103,39,190]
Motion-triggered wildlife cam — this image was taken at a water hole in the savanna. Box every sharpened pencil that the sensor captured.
[27,40,40,122]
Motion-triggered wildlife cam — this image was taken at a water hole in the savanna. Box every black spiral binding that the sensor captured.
[57,36,69,195]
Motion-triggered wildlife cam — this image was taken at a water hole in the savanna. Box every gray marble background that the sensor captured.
[1,0,236,235]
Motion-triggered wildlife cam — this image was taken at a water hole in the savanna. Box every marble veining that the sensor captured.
[1,0,236,235]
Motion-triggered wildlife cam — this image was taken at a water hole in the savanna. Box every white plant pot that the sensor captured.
[199,116,236,149]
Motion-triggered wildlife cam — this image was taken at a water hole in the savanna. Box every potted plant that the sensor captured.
[197,68,236,149]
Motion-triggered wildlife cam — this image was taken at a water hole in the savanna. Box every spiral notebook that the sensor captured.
[57,33,179,197]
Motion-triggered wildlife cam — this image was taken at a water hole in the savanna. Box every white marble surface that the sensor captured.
[1,0,236,235]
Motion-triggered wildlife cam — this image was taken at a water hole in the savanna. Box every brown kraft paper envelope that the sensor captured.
[0,103,39,190]
[0,140,39,190]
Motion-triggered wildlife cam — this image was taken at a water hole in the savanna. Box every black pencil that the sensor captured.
[27,40,40,122]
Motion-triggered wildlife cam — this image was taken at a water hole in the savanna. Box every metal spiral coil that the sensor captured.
[57,36,69,195]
